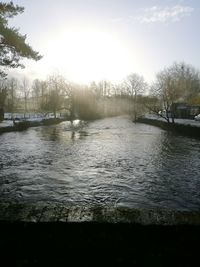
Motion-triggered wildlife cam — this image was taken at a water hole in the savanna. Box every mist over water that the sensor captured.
[0,116,200,211]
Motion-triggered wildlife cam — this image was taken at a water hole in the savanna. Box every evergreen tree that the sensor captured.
[0,1,42,78]
[0,1,42,120]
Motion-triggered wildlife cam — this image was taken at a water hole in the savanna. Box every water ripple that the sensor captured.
[0,116,200,210]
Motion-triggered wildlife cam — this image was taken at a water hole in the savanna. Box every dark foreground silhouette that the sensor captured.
[0,205,199,266]
[0,222,199,266]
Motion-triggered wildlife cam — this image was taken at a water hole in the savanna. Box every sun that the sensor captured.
[46,29,133,83]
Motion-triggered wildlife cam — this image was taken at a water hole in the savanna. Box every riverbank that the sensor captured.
[137,117,200,138]
[0,204,200,266]
[0,117,66,134]
[0,203,200,224]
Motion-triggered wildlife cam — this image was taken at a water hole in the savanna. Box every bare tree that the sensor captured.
[151,62,200,123]
[32,79,41,111]
[124,73,147,120]
[20,77,30,118]
[0,79,7,121]
[7,78,18,118]
[46,74,68,118]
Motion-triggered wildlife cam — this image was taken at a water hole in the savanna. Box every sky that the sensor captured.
[4,0,200,85]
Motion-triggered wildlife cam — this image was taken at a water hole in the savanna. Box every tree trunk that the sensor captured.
[0,108,4,121]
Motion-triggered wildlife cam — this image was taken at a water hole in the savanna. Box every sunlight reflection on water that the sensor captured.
[0,116,200,211]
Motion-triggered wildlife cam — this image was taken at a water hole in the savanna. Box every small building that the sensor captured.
[171,103,200,119]
[188,105,200,118]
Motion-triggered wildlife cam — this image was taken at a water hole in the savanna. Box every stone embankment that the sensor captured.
[0,203,200,225]
[0,203,200,265]
[0,118,65,134]
[137,117,200,138]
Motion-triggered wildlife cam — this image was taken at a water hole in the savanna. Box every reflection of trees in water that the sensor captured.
[71,131,75,140]
[153,132,196,168]
[39,122,89,143]
[147,132,200,209]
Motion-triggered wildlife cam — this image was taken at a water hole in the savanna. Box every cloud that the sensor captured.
[109,17,124,23]
[136,5,194,23]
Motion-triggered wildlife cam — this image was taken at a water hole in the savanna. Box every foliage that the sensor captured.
[1,62,200,122]
[74,88,101,120]
[0,1,42,78]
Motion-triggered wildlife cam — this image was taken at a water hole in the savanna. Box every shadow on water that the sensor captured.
[37,120,89,142]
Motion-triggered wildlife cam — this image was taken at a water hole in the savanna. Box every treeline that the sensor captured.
[1,62,200,122]
[147,62,200,122]
[0,73,147,121]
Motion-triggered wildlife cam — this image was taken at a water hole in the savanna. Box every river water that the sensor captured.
[0,116,200,211]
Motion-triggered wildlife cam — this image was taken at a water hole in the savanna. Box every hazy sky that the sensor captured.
[4,0,200,84]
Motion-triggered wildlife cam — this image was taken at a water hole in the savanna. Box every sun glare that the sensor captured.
[46,29,133,83]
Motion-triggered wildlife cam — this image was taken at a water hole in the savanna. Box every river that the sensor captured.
[0,116,200,211]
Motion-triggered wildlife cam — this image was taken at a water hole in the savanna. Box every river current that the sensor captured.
[0,116,200,210]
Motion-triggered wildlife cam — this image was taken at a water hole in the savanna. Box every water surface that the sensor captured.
[0,116,200,211]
